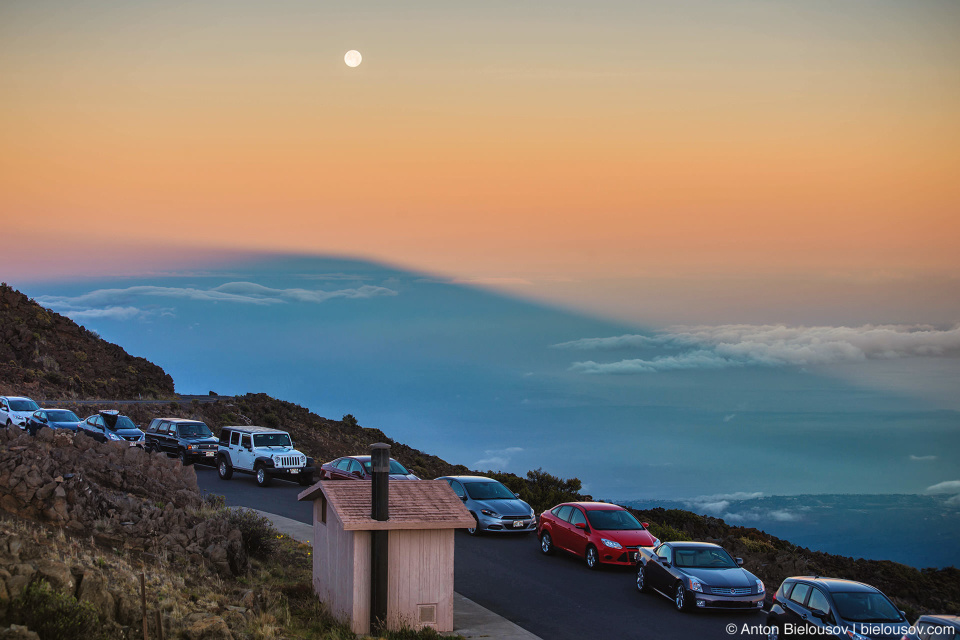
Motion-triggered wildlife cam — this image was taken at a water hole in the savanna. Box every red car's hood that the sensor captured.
[598,529,658,546]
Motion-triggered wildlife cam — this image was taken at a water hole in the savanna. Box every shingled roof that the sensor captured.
[298,480,476,531]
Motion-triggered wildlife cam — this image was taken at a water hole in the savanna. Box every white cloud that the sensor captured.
[946,495,960,507]
[472,447,524,471]
[560,324,960,374]
[37,282,397,319]
[684,492,763,515]
[63,306,144,321]
[926,480,960,494]
[768,509,801,522]
[909,455,938,462]
[723,414,736,423]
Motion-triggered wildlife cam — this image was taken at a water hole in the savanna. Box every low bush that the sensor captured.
[9,579,105,640]
[228,508,281,559]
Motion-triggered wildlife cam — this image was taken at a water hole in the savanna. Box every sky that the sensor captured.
[1,2,959,508]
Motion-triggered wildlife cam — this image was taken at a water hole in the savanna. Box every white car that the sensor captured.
[216,425,315,487]
[0,396,41,429]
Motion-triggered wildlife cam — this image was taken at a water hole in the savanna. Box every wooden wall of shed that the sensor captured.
[313,499,373,634]
[386,529,455,632]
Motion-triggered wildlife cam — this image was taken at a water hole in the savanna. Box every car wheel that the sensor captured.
[585,545,600,570]
[636,565,648,592]
[255,465,271,487]
[675,582,690,612]
[218,457,233,480]
[766,624,780,640]
[298,473,314,486]
[178,450,192,466]
[466,515,481,536]
[540,532,555,555]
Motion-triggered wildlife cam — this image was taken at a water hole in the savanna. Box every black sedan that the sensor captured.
[26,409,82,436]
[636,541,765,612]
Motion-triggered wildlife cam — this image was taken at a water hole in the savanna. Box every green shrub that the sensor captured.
[9,579,105,640]
[228,508,280,559]
[648,523,692,542]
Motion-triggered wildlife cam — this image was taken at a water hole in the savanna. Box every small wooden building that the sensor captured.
[297,480,475,634]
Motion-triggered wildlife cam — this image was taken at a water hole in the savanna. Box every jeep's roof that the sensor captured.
[220,425,288,434]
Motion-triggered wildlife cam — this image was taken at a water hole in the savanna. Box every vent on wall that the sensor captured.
[418,604,437,626]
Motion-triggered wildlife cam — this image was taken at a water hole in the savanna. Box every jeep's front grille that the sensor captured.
[275,455,304,468]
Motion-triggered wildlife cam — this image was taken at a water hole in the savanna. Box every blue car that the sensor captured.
[26,408,83,436]
[79,410,145,446]
[438,475,537,536]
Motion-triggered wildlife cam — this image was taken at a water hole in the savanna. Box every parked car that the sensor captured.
[26,409,82,435]
[144,418,219,465]
[437,475,536,535]
[537,502,660,569]
[636,541,764,612]
[0,396,40,429]
[766,576,909,639]
[78,410,145,446]
[216,426,315,487]
[901,615,959,639]
[319,455,419,481]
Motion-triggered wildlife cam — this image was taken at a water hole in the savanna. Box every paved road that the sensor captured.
[195,465,766,640]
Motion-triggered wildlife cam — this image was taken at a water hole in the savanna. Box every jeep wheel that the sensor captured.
[255,464,272,487]
[178,450,192,466]
[218,457,233,480]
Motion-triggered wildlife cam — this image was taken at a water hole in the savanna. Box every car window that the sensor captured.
[348,460,363,474]
[335,459,350,470]
[656,545,673,563]
[230,431,241,446]
[448,480,466,498]
[569,508,586,527]
[553,506,573,522]
[781,582,796,600]
[34,411,43,419]
[219,430,231,445]
[789,583,812,606]
[242,434,252,449]
[807,588,831,617]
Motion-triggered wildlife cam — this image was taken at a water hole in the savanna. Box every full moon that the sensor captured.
[344,50,362,68]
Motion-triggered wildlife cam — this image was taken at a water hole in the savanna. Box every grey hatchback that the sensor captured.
[437,475,536,535]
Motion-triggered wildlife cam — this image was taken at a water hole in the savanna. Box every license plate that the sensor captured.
[205,451,215,457]
[289,468,299,474]
[513,520,524,528]
[129,442,138,447]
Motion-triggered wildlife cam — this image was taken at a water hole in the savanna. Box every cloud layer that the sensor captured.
[37,282,398,320]
[557,324,960,374]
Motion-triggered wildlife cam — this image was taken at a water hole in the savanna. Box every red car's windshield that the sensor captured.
[585,509,644,531]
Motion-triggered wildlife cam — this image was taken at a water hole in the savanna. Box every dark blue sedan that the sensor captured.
[26,409,83,436]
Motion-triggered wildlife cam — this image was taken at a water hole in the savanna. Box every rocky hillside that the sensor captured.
[0,284,174,400]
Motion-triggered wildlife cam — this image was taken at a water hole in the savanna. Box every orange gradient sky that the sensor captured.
[2,0,958,322]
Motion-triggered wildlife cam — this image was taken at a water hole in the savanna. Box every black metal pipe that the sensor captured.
[370,443,390,633]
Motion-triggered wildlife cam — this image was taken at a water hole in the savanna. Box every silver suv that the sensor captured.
[216,426,315,487]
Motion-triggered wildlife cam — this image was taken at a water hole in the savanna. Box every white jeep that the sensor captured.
[216,425,315,487]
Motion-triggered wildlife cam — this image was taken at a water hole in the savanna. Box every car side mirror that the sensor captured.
[514,492,520,498]
[661,560,671,567]
[641,522,649,528]
[574,522,586,530]
[39,417,48,423]
[459,495,467,502]
[735,557,744,566]
[352,470,363,478]
[811,609,828,621]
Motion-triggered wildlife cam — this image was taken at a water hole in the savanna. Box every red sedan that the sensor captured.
[537,502,660,569]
